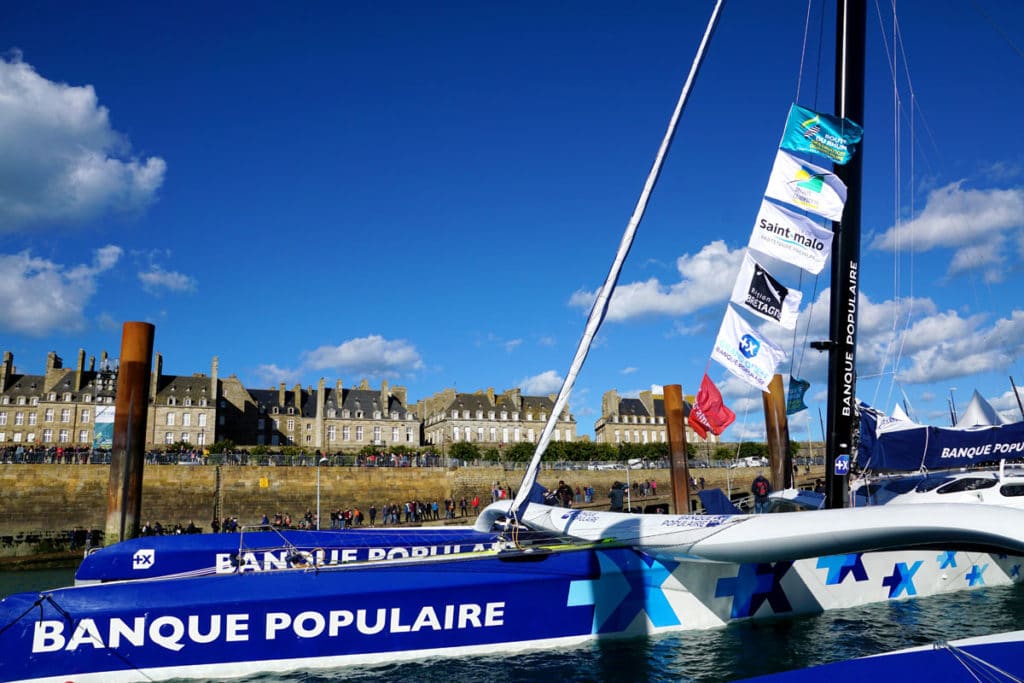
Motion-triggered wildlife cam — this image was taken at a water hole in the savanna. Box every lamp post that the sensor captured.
[316,456,329,530]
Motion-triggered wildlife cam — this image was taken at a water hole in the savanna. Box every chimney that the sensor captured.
[394,385,408,407]
[293,384,302,412]
[0,351,12,393]
[278,382,286,408]
[317,378,326,419]
[487,387,495,404]
[380,380,389,415]
[151,352,163,402]
[89,355,95,372]
[210,356,219,402]
[74,349,86,391]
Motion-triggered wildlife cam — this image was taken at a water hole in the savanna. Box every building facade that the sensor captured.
[594,388,719,445]
[0,350,573,453]
[417,386,577,451]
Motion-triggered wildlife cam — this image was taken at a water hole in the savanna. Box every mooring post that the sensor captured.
[762,374,792,490]
[665,384,692,514]
[105,322,155,545]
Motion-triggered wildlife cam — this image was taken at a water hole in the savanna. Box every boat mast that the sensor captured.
[822,0,865,509]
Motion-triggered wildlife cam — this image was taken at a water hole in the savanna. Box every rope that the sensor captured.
[939,640,1024,683]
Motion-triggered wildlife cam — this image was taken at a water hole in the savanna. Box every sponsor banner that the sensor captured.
[786,376,810,415]
[764,149,847,221]
[749,200,833,275]
[711,306,787,392]
[93,405,115,449]
[729,252,802,329]
[780,103,863,165]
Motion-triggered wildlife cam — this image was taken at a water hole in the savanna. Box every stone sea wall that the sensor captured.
[0,463,692,556]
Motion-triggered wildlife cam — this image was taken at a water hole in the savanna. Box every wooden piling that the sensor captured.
[665,384,692,513]
[762,374,792,490]
[105,322,155,545]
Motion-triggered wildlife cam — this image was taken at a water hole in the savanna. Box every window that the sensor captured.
[392,427,399,442]
[488,411,495,419]
[18,396,26,405]
[0,432,5,441]
[258,418,265,430]
[514,428,521,442]
[489,427,496,441]
[0,396,7,404]
[526,413,533,421]
[0,413,5,426]
[406,427,413,442]
[30,397,38,406]
[198,432,206,446]
[44,409,54,422]
[184,398,192,407]
[373,410,381,419]
[476,410,483,419]
[512,412,519,421]
[168,397,176,406]
[451,410,458,419]
[84,394,92,402]
[43,429,53,442]
[47,393,56,402]
[355,426,363,441]
[60,409,71,423]
[272,419,279,430]
[167,413,176,426]
[500,411,507,420]
[78,430,89,444]
[198,413,207,427]
[343,426,350,441]
[527,428,535,442]
[463,410,470,419]
[59,430,69,443]
[373,426,382,442]
[14,412,24,426]
[502,427,509,443]
[181,433,190,444]
[287,419,295,431]
[328,409,336,418]
[80,409,90,423]
[327,425,336,443]
[464,426,471,441]
[477,427,484,441]
[63,393,72,402]
[183,413,192,427]
[28,414,37,426]
[342,409,350,419]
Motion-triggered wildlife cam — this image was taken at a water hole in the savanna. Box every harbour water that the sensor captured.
[3,568,1022,681]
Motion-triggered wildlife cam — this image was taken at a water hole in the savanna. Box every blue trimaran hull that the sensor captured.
[4,502,1024,682]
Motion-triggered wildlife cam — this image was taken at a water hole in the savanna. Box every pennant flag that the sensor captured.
[764,150,847,221]
[780,103,863,165]
[711,306,787,392]
[730,252,803,329]
[786,376,811,415]
[748,200,834,275]
[688,373,737,439]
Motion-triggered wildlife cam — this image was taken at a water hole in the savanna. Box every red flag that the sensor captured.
[687,374,736,438]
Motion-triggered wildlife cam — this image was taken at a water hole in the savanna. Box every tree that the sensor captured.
[449,441,481,463]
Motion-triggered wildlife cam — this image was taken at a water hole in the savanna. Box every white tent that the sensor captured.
[954,390,1011,429]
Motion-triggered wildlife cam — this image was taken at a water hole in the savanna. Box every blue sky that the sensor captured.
[2,1,1023,440]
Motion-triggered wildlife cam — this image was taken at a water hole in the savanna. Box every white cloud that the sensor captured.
[504,338,523,352]
[301,335,424,377]
[518,370,563,394]
[138,266,197,294]
[568,240,745,321]
[0,54,166,230]
[0,245,121,335]
[621,366,638,375]
[869,182,1024,280]
[254,363,300,387]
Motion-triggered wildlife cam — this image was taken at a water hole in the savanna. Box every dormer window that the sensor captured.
[328,409,336,418]
[373,411,381,419]
[63,393,72,402]
[342,409,350,419]
[526,413,533,421]
[48,393,56,401]
[31,397,39,406]
[168,397,176,406]
[272,407,279,415]
[287,407,294,415]
[476,410,483,419]
[184,398,192,407]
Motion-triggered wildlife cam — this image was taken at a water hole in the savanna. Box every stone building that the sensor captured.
[594,387,719,445]
[417,386,576,451]
[0,350,117,449]
[0,349,575,452]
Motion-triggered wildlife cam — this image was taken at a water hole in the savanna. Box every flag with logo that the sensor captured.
[711,306,788,392]
[748,199,834,274]
[780,103,863,165]
[688,373,737,439]
[786,376,811,415]
[764,149,847,221]
[730,252,803,329]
